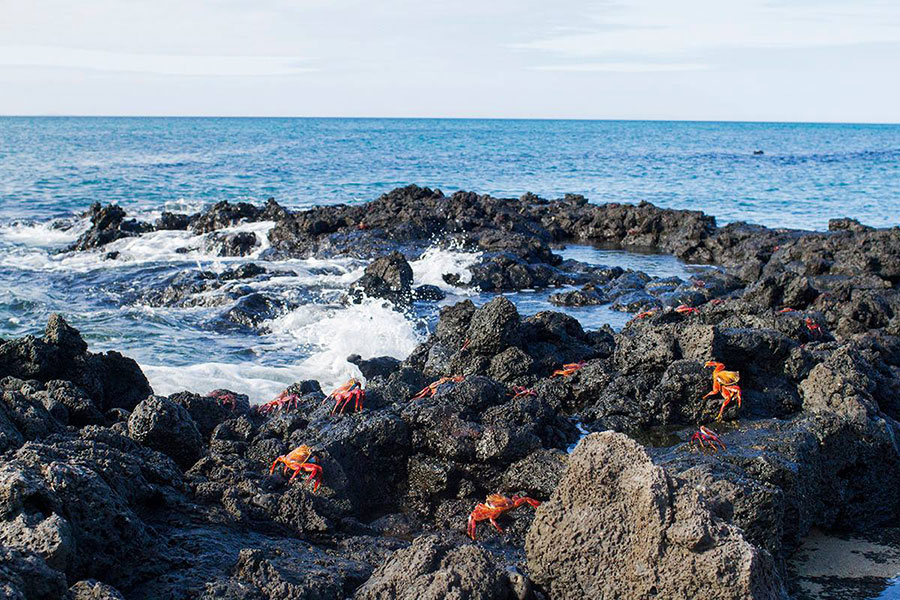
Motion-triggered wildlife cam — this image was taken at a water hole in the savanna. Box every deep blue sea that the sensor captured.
[1,117,898,400]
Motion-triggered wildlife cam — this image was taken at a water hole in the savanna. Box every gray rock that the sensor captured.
[525,432,786,600]
[128,396,204,469]
[354,535,514,600]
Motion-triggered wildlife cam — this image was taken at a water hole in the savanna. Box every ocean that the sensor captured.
[1,117,898,400]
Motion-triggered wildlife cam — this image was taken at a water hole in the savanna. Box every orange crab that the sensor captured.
[258,389,302,415]
[805,317,823,338]
[269,444,322,491]
[690,426,726,452]
[777,307,796,314]
[411,376,464,400]
[703,361,743,421]
[467,493,541,540]
[325,378,365,415]
[551,362,585,377]
[507,386,536,400]
[674,304,699,315]
[634,309,656,320]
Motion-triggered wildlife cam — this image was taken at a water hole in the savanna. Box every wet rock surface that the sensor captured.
[6,187,900,599]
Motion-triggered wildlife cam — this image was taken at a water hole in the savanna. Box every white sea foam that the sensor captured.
[410,245,480,292]
[265,299,423,392]
[141,361,314,402]
[130,197,210,224]
[143,298,424,401]
[0,218,89,247]
[0,220,276,272]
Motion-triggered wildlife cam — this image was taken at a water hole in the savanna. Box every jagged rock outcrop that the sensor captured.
[526,432,786,599]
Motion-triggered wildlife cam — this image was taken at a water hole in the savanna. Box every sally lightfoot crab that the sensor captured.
[325,378,365,415]
[467,493,541,540]
[208,389,238,411]
[507,386,536,400]
[690,426,726,452]
[704,361,743,421]
[805,317,823,337]
[269,444,322,491]
[674,304,699,315]
[258,389,302,415]
[411,376,464,400]
[551,362,585,378]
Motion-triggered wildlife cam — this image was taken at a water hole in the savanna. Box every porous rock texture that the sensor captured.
[525,432,785,600]
[3,187,900,599]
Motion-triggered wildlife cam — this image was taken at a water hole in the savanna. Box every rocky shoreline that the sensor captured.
[2,186,899,599]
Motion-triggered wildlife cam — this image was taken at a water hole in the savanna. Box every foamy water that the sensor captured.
[0,207,697,401]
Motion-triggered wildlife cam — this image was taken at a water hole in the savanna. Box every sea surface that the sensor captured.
[0,117,898,401]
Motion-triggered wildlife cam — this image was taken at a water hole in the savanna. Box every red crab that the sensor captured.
[551,362,585,378]
[208,389,238,411]
[777,307,796,314]
[507,386,536,400]
[258,389,302,415]
[805,317,823,338]
[709,298,725,306]
[269,444,322,491]
[467,493,541,540]
[690,426,726,452]
[703,361,743,421]
[325,378,365,415]
[411,376,464,400]
[634,309,656,320]
[674,304,699,315]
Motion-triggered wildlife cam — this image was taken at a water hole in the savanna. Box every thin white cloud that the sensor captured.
[0,45,313,76]
[532,62,707,72]
[513,0,900,59]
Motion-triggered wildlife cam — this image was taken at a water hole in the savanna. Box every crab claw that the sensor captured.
[467,513,478,540]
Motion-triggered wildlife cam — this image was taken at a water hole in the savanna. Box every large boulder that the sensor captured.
[0,315,152,412]
[525,432,786,599]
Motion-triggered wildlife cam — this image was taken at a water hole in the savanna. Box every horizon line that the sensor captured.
[1,114,898,127]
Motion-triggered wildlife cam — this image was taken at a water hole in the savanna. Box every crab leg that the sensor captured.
[716,398,730,421]
[269,457,284,475]
[488,518,504,533]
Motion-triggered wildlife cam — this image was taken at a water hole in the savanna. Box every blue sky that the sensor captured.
[0,0,898,121]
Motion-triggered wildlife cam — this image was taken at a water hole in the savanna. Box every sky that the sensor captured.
[0,0,898,122]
